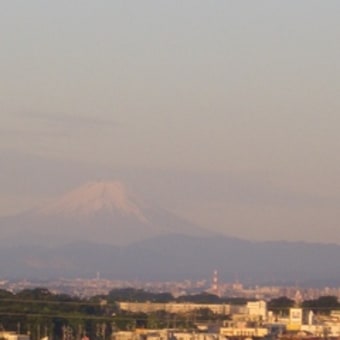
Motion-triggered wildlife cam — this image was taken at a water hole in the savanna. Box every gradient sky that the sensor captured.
[1,1,340,243]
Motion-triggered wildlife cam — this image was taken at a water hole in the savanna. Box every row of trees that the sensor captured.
[0,288,109,340]
[107,288,248,305]
[268,295,340,315]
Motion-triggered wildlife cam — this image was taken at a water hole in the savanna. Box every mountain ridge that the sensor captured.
[2,180,339,285]
[1,233,340,285]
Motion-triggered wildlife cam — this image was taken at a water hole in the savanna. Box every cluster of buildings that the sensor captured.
[2,277,340,301]
[1,276,340,340]
[1,298,340,340]
[113,300,340,340]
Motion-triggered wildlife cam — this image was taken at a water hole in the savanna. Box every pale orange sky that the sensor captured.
[1,1,340,243]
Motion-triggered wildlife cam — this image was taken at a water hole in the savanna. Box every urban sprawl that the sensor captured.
[1,275,340,340]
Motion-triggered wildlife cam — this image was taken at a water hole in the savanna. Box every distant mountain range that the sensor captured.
[1,181,340,286]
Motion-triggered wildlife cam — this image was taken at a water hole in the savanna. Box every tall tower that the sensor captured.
[212,270,219,296]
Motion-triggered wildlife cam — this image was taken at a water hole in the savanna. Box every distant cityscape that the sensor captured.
[1,274,340,301]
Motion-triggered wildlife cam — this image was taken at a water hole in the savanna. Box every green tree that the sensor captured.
[268,296,295,316]
[302,296,339,315]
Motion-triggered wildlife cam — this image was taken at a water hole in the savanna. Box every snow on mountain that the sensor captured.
[0,180,211,247]
[38,181,148,223]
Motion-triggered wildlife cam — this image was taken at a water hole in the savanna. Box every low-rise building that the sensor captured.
[117,302,231,315]
[246,301,267,321]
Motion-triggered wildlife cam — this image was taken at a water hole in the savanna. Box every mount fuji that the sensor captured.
[1,181,340,284]
[0,180,211,247]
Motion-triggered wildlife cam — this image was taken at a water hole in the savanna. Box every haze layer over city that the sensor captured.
[1,1,340,285]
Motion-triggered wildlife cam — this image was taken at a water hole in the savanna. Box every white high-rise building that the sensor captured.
[246,300,267,321]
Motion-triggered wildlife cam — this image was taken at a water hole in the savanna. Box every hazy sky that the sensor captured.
[1,1,340,243]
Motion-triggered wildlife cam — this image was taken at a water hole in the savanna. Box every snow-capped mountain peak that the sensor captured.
[38,181,148,222]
